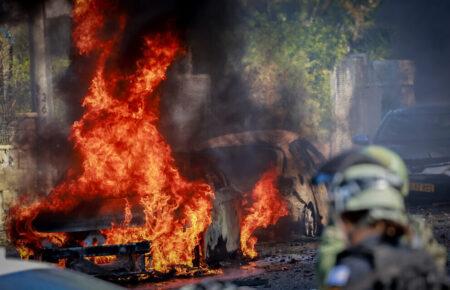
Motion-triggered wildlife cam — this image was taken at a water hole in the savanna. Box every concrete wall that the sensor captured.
[330,54,415,156]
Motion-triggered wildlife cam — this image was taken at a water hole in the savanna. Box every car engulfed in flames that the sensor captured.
[195,130,328,263]
[8,130,327,279]
[7,0,214,278]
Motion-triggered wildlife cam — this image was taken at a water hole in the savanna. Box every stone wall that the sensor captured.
[0,115,38,245]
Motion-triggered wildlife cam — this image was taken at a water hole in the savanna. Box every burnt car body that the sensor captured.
[355,104,450,205]
[190,130,328,261]
[30,130,327,271]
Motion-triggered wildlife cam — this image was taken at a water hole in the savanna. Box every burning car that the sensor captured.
[6,0,328,279]
[192,130,328,262]
[7,0,214,279]
[8,129,327,276]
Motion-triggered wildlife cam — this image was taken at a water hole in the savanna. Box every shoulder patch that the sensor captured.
[326,265,351,287]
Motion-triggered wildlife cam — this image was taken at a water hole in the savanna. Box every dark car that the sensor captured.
[354,104,450,205]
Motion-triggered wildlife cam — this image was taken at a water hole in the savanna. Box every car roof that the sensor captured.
[389,103,450,115]
[0,248,53,277]
[195,130,302,151]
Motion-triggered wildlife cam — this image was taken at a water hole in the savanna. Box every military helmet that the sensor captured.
[360,146,409,196]
[329,163,408,226]
[312,146,408,196]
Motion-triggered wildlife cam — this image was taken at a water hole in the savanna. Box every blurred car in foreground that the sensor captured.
[353,104,450,205]
[0,248,124,290]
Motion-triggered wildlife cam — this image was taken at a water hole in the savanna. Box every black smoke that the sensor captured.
[0,0,50,24]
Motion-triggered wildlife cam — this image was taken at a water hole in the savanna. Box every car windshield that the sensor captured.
[376,112,450,142]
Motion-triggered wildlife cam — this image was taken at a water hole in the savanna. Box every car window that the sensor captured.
[376,112,450,142]
[289,139,325,174]
[0,269,124,290]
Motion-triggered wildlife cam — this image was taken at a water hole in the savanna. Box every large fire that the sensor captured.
[7,0,290,273]
[8,0,213,272]
[240,168,289,258]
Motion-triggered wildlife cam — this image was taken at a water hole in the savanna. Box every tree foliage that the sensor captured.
[0,1,387,141]
[238,0,386,140]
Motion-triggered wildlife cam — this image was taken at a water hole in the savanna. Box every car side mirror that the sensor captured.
[352,134,370,145]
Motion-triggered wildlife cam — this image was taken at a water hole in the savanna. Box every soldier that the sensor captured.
[313,146,447,289]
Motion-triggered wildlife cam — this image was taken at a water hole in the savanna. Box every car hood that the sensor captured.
[378,142,450,174]
[32,197,145,233]
[381,142,450,159]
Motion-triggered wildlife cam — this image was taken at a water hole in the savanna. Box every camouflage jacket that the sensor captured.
[317,216,447,289]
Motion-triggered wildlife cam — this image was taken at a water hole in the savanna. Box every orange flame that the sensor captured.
[240,168,289,258]
[8,0,213,272]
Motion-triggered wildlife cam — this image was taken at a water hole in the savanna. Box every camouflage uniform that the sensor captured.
[324,162,446,289]
[318,217,447,289]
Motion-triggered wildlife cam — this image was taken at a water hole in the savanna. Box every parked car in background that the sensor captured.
[353,104,450,205]
[0,248,124,290]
